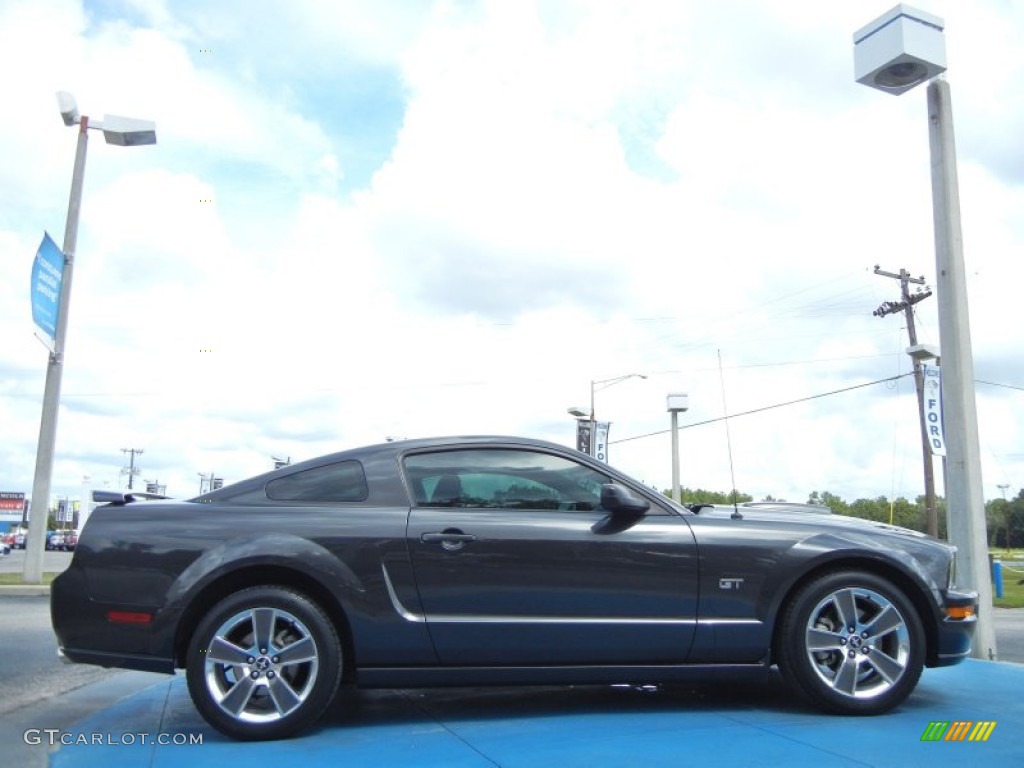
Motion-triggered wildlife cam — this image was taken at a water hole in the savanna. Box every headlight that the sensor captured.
[947,546,959,589]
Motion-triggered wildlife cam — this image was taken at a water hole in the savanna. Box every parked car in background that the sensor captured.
[62,531,78,551]
[0,539,10,556]
[52,436,978,741]
[13,533,25,549]
[46,531,64,551]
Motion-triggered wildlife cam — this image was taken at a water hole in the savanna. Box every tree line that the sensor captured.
[662,486,1024,548]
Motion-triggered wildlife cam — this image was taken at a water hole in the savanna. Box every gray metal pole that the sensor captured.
[24,118,89,584]
[904,298,939,538]
[670,410,681,503]
[927,79,996,660]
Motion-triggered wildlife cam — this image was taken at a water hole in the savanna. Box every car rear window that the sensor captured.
[265,461,368,502]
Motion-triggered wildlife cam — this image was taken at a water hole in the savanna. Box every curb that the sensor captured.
[0,584,51,597]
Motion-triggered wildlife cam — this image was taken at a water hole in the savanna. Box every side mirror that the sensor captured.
[600,484,650,515]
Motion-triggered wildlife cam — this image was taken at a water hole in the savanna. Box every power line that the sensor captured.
[977,380,1024,393]
[611,373,914,445]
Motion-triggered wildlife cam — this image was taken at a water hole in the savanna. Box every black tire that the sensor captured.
[185,586,342,740]
[775,571,925,715]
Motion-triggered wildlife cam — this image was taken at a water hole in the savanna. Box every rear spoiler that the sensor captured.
[92,490,171,505]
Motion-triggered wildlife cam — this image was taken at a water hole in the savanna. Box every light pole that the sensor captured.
[589,373,646,422]
[854,5,996,660]
[23,93,156,584]
[667,394,689,503]
[568,374,646,461]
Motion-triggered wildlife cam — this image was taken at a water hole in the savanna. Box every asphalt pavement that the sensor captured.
[0,549,72,575]
[0,597,121,718]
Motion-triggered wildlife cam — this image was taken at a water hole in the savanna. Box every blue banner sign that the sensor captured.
[31,232,64,350]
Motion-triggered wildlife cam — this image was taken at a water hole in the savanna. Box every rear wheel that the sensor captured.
[776,571,925,714]
[186,586,342,740]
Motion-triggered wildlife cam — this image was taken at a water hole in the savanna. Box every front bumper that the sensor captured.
[930,588,978,667]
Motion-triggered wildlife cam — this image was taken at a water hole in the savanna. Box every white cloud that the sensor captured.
[1,0,1022,511]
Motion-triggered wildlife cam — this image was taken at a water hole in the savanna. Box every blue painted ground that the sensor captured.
[50,661,1022,767]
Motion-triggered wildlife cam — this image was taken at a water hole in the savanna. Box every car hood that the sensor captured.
[700,504,932,540]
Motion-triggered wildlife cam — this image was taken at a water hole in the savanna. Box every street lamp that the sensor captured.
[854,5,946,94]
[566,407,594,456]
[567,374,646,461]
[667,394,689,504]
[589,373,646,421]
[23,93,157,585]
[854,5,995,660]
[906,343,940,363]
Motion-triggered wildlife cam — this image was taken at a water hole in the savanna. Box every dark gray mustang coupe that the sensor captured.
[51,436,977,740]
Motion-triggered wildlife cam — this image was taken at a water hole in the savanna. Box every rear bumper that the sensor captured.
[51,566,177,674]
[57,645,175,674]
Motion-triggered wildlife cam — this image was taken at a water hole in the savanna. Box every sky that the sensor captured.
[1,0,1022,512]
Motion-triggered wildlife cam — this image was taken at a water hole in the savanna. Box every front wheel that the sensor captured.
[776,571,925,715]
[185,586,342,740]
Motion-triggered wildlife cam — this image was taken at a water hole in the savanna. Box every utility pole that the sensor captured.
[121,447,143,490]
[873,265,938,537]
[997,483,1011,551]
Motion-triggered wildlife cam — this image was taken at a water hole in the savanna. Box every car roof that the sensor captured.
[298,435,577,467]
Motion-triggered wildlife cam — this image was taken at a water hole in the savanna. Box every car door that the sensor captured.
[404,446,699,666]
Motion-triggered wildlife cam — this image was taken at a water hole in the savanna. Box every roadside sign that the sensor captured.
[31,232,65,351]
[923,364,946,456]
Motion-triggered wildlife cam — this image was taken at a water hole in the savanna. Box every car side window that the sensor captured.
[404,449,610,511]
[265,461,368,502]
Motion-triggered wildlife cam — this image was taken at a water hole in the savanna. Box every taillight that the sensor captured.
[105,611,153,625]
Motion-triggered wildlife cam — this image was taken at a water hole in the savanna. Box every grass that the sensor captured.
[991,549,1024,608]
[0,572,59,585]
[994,558,1024,608]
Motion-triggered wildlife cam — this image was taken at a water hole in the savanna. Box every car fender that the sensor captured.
[757,531,947,630]
[164,533,364,616]
[155,534,364,657]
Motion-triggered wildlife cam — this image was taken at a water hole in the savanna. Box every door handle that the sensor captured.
[421,531,477,544]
